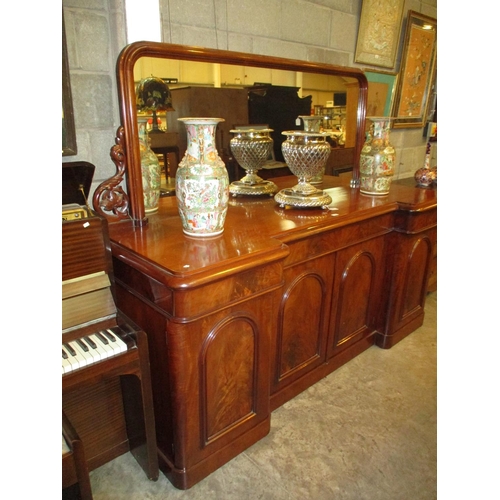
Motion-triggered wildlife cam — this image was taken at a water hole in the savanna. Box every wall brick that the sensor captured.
[227,0,282,38]
[71,74,114,129]
[281,1,331,47]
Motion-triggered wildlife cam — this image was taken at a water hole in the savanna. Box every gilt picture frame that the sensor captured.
[354,0,405,69]
[392,11,437,129]
[365,70,398,117]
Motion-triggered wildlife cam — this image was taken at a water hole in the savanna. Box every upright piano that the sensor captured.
[62,212,159,498]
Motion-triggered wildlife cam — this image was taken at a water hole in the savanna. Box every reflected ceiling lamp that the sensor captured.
[136,76,175,133]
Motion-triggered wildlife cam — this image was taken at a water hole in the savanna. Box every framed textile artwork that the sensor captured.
[365,71,398,117]
[355,0,405,69]
[392,11,437,128]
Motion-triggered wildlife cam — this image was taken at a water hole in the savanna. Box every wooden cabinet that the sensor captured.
[248,85,312,162]
[110,233,288,490]
[269,213,390,410]
[166,87,249,162]
[325,147,355,176]
[377,209,437,348]
[107,176,436,489]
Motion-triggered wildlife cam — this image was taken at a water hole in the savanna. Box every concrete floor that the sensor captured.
[90,292,437,500]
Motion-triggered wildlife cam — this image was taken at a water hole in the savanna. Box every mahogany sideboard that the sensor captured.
[106,175,437,489]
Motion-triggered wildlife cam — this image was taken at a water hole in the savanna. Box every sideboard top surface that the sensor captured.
[108,175,436,279]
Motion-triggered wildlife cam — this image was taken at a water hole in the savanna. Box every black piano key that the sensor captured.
[84,336,97,349]
[63,342,77,357]
[62,348,68,360]
[102,330,117,342]
[96,331,109,345]
[76,338,89,352]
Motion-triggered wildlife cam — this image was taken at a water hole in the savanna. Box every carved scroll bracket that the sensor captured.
[93,126,131,222]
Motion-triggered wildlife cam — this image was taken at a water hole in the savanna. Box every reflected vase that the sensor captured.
[138,118,161,213]
[299,115,326,184]
[359,118,395,196]
[176,118,229,237]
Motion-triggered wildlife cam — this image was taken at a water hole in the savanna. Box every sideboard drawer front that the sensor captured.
[394,208,437,234]
[282,213,393,267]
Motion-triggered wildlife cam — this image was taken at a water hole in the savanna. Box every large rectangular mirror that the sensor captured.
[94,42,368,225]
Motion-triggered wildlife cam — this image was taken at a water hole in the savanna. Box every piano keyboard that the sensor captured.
[62,328,128,374]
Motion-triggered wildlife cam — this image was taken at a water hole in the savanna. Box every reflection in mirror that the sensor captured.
[62,14,77,156]
[94,43,367,225]
[134,57,359,181]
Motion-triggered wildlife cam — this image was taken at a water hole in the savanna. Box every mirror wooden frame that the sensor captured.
[62,14,77,157]
[94,42,368,226]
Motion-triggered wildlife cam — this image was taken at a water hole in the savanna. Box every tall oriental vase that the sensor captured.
[176,118,229,237]
[138,118,161,213]
[359,117,395,196]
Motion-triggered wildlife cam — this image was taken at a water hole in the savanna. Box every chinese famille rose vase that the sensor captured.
[359,118,395,196]
[176,118,229,237]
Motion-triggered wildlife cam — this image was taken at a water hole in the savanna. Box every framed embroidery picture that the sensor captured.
[392,11,437,128]
[355,0,405,69]
[365,70,398,117]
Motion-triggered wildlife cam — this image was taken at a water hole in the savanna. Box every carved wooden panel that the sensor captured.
[377,227,436,348]
[279,273,324,377]
[393,232,434,328]
[329,236,385,356]
[401,236,432,318]
[272,254,334,394]
[201,316,257,444]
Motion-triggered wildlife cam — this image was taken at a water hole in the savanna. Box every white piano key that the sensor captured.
[67,340,89,368]
[97,330,125,357]
[105,329,128,354]
[62,347,73,374]
[69,339,93,366]
[82,335,103,362]
[63,342,83,370]
[88,333,114,359]
[62,328,130,376]
[62,345,78,372]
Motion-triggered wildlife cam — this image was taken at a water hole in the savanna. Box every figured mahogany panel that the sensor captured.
[427,240,437,292]
[377,226,436,348]
[202,317,257,444]
[402,236,432,318]
[278,272,327,380]
[268,253,333,406]
[329,236,385,356]
[172,261,283,319]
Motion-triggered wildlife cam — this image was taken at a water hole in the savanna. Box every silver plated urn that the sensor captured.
[274,131,332,208]
[229,128,277,196]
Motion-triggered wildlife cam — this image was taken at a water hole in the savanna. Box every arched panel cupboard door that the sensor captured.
[328,235,386,359]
